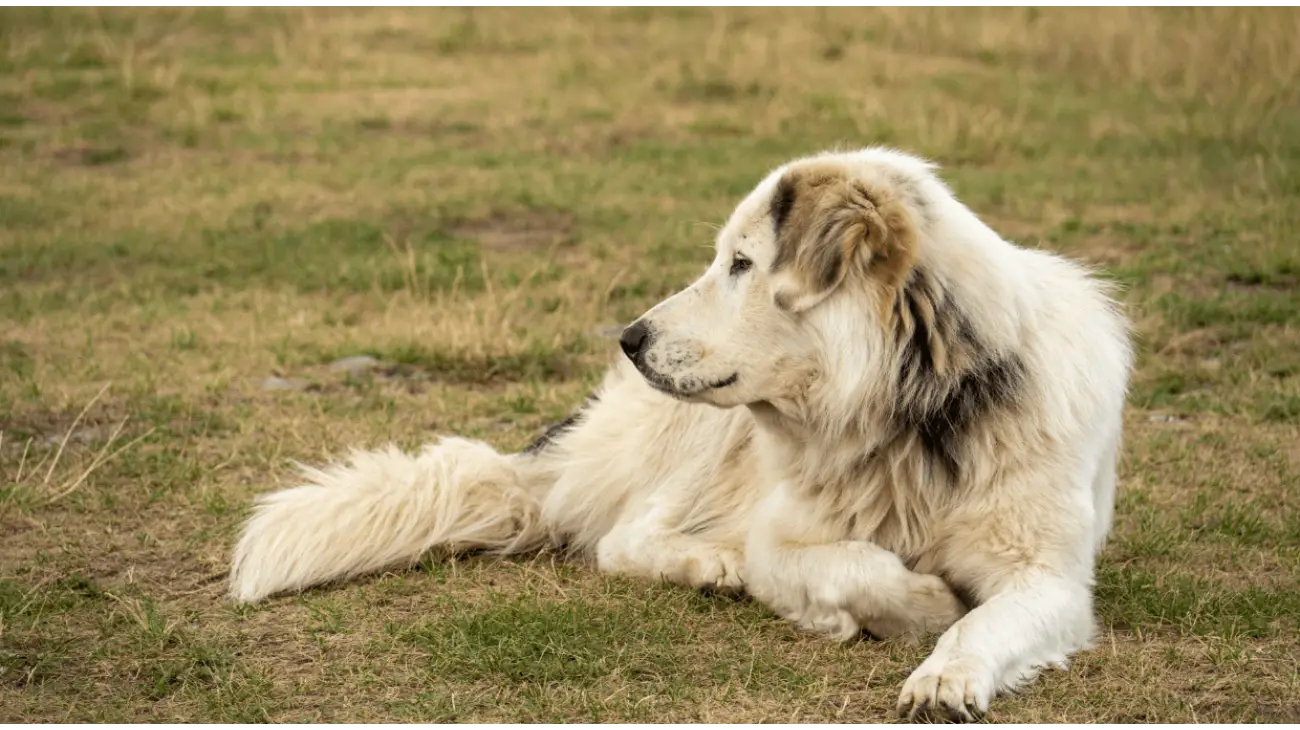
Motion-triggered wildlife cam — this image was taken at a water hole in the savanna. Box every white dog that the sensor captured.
[228,147,1133,722]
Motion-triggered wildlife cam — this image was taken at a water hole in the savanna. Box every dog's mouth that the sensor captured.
[637,366,739,400]
[640,369,681,397]
[708,373,739,390]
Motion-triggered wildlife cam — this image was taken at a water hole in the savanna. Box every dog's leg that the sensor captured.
[747,542,967,642]
[896,494,1098,722]
[595,488,746,592]
[744,483,967,642]
[895,570,1092,722]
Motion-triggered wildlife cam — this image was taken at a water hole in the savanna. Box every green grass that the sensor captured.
[2,7,1300,723]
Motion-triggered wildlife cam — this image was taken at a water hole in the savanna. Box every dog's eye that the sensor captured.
[729,254,753,276]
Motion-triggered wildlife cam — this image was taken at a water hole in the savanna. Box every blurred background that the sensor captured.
[1,8,1297,723]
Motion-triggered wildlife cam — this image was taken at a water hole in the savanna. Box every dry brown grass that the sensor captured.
[2,8,1298,722]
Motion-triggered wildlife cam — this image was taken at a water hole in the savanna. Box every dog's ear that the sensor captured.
[768,165,918,314]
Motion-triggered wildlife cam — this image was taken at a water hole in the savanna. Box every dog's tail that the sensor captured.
[228,436,555,604]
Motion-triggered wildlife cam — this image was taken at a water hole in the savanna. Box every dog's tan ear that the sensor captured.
[769,165,918,313]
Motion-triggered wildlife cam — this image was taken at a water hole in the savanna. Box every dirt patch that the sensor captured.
[1,393,227,450]
[0,400,130,448]
[1225,271,1298,292]
[449,210,576,253]
[1067,234,1147,268]
[249,345,588,403]
[985,216,1046,244]
[1076,203,1162,226]
[540,126,657,157]
[1156,326,1228,356]
[354,116,485,141]
[379,357,579,387]
[351,352,582,389]
[50,145,132,167]
[1253,701,1300,723]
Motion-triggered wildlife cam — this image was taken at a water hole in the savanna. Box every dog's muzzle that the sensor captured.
[619,319,738,399]
[619,319,679,394]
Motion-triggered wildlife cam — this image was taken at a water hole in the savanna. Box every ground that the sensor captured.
[1,8,1298,723]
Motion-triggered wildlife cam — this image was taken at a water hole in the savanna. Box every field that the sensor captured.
[2,8,1298,723]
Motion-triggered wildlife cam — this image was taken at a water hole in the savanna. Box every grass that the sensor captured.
[1,7,1298,723]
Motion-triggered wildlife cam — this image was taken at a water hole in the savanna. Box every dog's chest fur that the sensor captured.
[754,413,954,562]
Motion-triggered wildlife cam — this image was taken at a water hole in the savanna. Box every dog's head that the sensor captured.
[620,149,929,409]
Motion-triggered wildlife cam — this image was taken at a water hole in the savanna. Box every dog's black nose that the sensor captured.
[619,320,650,360]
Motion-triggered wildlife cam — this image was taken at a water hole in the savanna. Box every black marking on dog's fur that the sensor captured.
[915,357,1025,480]
[770,175,797,235]
[523,393,599,455]
[892,268,1026,481]
[812,234,844,290]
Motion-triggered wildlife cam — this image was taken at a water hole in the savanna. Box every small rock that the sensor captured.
[596,325,625,340]
[1147,413,1184,424]
[261,376,309,392]
[329,355,381,374]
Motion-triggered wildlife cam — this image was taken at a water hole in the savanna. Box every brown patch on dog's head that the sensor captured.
[768,162,919,315]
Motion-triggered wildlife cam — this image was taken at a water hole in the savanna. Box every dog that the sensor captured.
[228,147,1133,722]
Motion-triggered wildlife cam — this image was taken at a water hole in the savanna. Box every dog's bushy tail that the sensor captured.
[228,436,552,604]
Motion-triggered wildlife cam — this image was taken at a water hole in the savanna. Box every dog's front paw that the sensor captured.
[897,655,995,723]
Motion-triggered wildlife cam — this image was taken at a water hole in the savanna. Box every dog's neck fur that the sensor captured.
[742,204,1033,559]
[746,392,953,559]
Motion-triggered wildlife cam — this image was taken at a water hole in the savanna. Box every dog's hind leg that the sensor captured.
[597,526,746,592]
[593,480,747,593]
[747,538,966,641]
